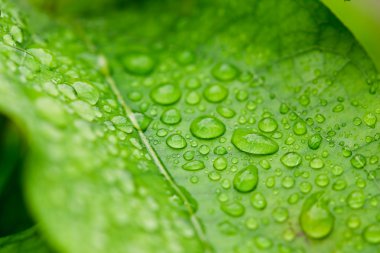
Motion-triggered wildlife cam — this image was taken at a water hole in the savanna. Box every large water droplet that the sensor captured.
[160,108,181,125]
[211,63,239,81]
[166,134,187,149]
[233,165,259,193]
[280,152,302,168]
[190,116,225,139]
[150,84,181,105]
[203,84,228,103]
[231,129,279,155]
[122,53,155,75]
[299,192,334,239]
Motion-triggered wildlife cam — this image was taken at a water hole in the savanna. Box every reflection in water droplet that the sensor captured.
[250,192,267,210]
[363,224,380,244]
[220,202,245,217]
[160,108,181,125]
[350,154,366,169]
[211,63,239,81]
[258,117,278,133]
[203,84,228,103]
[182,160,205,171]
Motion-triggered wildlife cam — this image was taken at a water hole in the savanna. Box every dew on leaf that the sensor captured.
[186,91,201,105]
[122,53,155,75]
[183,151,195,161]
[280,152,302,168]
[214,146,227,155]
[347,215,361,229]
[363,112,377,128]
[258,117,278,133]
[72,81,100,105]
[211,63,239,81]
[233,165,259,193]
[293,120,307,135]
[198,145,210,155]
[213,157,228,171]
[332,179,347,191]
[182,160,205,171]
[310,158,324,169]
[150,84,181,105]
[160,108,181,125]
[216,106,236,118]
[58,83,77,100]
[347,190,365,209]
[166,134,187,149]
[363,223,380,244]
[315,174,329,187]
[350,154,367,169]
[176,50,195,65]
[250,192,267,210]
[134,112,152,131]
[231,128,279,155]
[203,84,228,103]
[299,192,334,239]
[308,134,322,150]
[220,202,245,217]
[190,116,225,139]
[272,207,288,223]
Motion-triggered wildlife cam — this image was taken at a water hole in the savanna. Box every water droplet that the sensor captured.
[182,160,205,171]
[150,84,181,105]
[72,82,99,105]
[212,63,239,81]
[29,48,54,67]
[293,120,307,135]
[281,176,295,189]
[363,112,377,128]
[308,134,322,150]
[310,158,324,169]
[70,101,96,122]
[122,53,155,75]
[332,179,347,191]
[280,152,302,168]
[258,117,278,133]
[160,108,181,125]
[190,116,225,139]
[315,174,329,187]
[363,223,380,244]
[216,106,236,118]
[255,236,272,249]
[213,157,228,171]
[203,84,228,103]
[279,103,289,114]
[233,165,259,193]
[166,134,187,149]
[347,190,365,209]
[250,192,267,210]
[176,50,195,65]
[58,84,77,100]
[214,146,227,155]
[220,202,245,217]
[231,129,279,155]
[185,91,201,105]
[346,215,361,229]
[134,113,152,131]
[300,192,334,239]
[350,154,366,169]
[272,207,288,223]
[183,151,195,161]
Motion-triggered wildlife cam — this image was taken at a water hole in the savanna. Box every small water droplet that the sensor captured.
[190,116,225,139]
[272,207,288,223]
[293,120,307,135]
[350,154,366,169]
[213,157,228,171]
[212,63,239,81]
[308,134,322,150]
[347,190,365,209]
[220,201,245,217]
[150,84,181,105]
[182,160,205,171]
[258,117,278,133]
[73,81,99,105]
[363,223,380,244]
[216,106,236,118]
[310,158,324,169]
[122,53,155,75]
[280,152,302,168]
[233,165,259,193]
[203,84,228,103]
[166,134,187,149]
[160,108,181,125]
[363,112,377,128]
[231,128,279,155]
[250,192,267,210]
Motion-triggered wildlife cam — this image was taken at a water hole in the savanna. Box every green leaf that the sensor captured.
[0,0,380,252]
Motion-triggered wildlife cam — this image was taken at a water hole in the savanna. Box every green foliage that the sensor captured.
[0,0,379,252]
